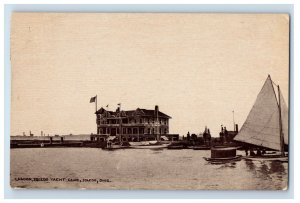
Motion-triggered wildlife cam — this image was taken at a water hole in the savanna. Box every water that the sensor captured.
[10,148,288,190]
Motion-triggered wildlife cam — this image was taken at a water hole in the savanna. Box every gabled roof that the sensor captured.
[139,109,171,118]
[95,107,171,119]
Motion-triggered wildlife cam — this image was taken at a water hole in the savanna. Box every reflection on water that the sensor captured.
[270,161,285,174]
[10,148,288,190]
[244,160,288,189]
[217,162,237,170]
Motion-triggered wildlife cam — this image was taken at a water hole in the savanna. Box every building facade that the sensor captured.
[219,124,239,144]
[95,105,177,141]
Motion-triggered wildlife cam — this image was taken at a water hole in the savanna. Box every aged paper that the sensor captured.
[11,13,289,190]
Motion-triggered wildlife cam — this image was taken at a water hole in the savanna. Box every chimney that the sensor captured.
[155,105,159,118]
[235,124,239,132]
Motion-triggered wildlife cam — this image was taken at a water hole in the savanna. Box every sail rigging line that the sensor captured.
[268,76,280,107]
[271,79,278,87]
[270,77,285,156]
[271,76,288,146]
[278,85,285,156]
[278,87,289,144]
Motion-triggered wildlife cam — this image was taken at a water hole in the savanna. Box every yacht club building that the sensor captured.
[94,105,178,141]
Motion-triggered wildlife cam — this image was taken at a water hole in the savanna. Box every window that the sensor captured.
[133,128,138,134]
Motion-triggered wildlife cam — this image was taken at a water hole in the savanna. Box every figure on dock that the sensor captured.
[244,146,249,156]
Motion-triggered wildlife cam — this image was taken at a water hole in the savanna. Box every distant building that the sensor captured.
[219,124,239,143]
[94,105,178,141]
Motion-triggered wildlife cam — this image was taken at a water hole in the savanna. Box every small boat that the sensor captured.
[167,145,184,150]
[129,141,168,149]
[243,153,288,162]
[193,145,210,150]
[234,75,288,161]
[102,145,130,150]
[103,141,130,150]
[204,155,242,164]
[203,147,241,163]
[129,141,151,146]
[130,144,168,149]
[149,140,158,145]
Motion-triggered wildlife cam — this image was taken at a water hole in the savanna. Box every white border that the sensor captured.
[1,0,299,201]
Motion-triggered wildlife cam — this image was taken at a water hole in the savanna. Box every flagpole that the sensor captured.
[232,110,235,130]
[96,95,97,112]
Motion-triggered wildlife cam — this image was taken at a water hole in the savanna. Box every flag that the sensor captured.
[117,103,121,106]
[90,96,96,103]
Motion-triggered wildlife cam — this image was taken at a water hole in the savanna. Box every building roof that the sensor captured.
[95,107,171,119]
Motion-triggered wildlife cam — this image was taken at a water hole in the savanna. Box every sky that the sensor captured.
[11,13,289,137]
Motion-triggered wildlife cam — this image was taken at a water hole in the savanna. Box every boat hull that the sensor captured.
[243,155,288,162]
[193,146,210,150]
[102,145,131,150]
[130,144,168,149]
[167,145,184,150]
[203,155,242,164]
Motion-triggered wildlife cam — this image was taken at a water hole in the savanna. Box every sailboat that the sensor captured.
[234,75,288,161]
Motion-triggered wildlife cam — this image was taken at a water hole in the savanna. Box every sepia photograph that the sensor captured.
[10,13,289,190]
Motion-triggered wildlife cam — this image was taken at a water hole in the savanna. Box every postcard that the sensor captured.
[10,13,289,190]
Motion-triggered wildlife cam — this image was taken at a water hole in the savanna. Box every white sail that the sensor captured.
[280,89,289,144]
[234,76,282,151]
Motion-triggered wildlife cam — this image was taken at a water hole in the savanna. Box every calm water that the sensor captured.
[10,148,288,190]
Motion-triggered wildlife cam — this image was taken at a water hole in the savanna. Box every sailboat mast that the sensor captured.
[277,85,285,156]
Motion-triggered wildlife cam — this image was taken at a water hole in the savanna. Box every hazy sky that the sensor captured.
[11,13,289,137]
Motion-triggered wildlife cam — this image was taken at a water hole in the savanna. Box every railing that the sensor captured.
[97,123,168,127]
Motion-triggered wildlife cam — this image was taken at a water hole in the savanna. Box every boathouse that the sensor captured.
[95,105,178,141]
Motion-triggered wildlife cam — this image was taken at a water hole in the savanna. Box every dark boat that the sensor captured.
[203,155,242,164]
[193,145,210,150]
[203,147,241,164]
[167,145,184,150]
